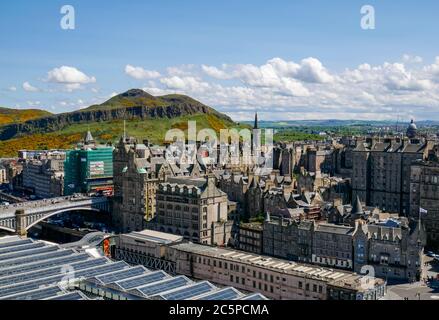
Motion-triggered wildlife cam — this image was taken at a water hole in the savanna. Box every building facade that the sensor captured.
[352,132,433,215]
[410,160,439,249]
[148,175,233,246]
[22,158,64,198]
[112,137,163,233]
[353,218,425,282]
[263,215,313,263]
[64,132,114,196]
[161,242,386,300]
[237,223,263,254]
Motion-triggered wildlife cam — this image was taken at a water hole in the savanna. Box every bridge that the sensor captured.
[0,194,110,235]
[0,190,26,204]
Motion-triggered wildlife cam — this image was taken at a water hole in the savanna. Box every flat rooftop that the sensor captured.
[169,242,385,291]
[0,235,266,300]
[122,229,184,245]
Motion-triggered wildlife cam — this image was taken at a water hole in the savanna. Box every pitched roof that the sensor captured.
[351,196,364,215]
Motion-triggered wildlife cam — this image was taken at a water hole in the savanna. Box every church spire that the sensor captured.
[254,112,258,129]
[84,126,95,145]
[351,195,364,215]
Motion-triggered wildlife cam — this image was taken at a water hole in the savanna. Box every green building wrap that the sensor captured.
[64,147,114,195]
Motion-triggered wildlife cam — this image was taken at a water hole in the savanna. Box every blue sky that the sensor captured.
[2,0,439,121]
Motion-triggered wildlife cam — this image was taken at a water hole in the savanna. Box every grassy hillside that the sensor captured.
[85,89,216,112]
[0,107,52,126]
[0,89,250,157]
[0,113,248,157]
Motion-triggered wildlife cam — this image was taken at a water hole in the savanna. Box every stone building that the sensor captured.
[237,222,263,254]
[306,148,335,176]
[217,171,249,206]
[112,137,166,233]
[312,223,355,269]
[22,152,65,198]
[162,242,386,300]
[148,175,233,246]
[263,214,314,263]
[2,159,23,190]
[244,175,265,218]
[353,216,425,282]
[352,126,434,215]
[410,160,439,249]
[272,143,295,177]
[260,197,425,282]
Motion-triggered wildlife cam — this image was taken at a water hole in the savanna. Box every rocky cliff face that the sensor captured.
[0,90,234,140]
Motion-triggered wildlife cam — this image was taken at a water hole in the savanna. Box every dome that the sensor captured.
[406,119,417,138]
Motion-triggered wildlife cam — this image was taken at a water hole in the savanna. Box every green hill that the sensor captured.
[0,107,52,126]
[0,89,247,157]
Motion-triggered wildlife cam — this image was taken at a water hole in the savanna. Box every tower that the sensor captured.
[254,112,258,129]
[406,119,418,139]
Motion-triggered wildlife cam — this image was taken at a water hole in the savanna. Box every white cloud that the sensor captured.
[22,82,39,92]
[166,65,196,76]
[18,55,439,121]
[202,57,334,85]
[383,62,432,91]
[294,57,334,83]
[125,65,161,80]
[47,66,96,84]
[8,86,17,92]
[402,54,423,64]
[160,76,210,92]
[201,65,233,80]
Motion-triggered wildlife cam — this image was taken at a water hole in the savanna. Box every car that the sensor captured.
[426,251,435,257]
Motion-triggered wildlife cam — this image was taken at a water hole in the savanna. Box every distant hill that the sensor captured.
[0,89,244,157]
[243,119,439,128]
[0,107,52,126]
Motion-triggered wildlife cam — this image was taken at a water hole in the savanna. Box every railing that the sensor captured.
[0,196,108,216]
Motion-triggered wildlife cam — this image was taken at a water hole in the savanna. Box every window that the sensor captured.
[298,281,303,289]
[230,275,233,282]
[306,283,310,291]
